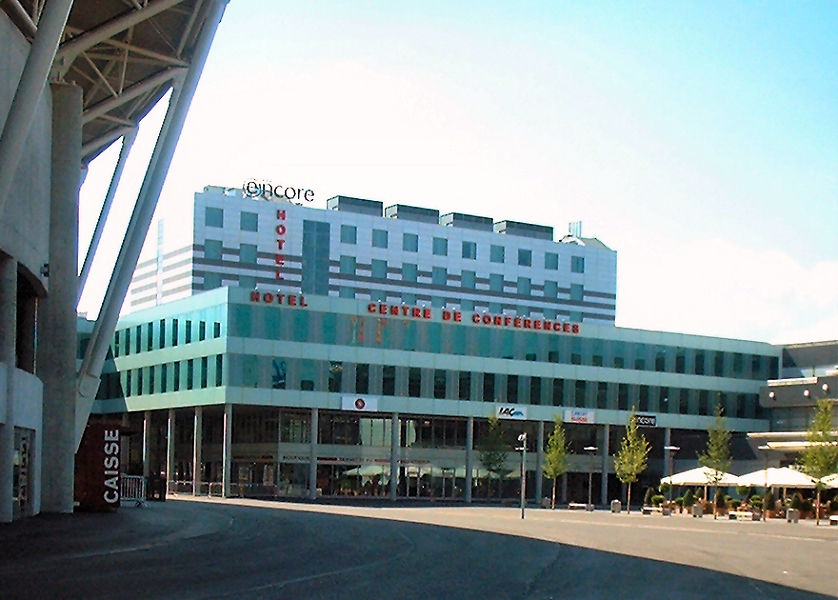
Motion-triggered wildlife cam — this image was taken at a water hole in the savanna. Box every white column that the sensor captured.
[166,409,175,488]
[465,416,474,504]
[222,404,232,497]
[39,82,81,514]
[308,408,318,500]
[0,258,17,522]
[192,407,202,495]
[535,421,545,502]
[389,412,399,501]
[600,423,610,506]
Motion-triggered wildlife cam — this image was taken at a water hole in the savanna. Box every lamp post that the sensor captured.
[664,445,680,508]
[584,445,597,510]
[517,433,527,519]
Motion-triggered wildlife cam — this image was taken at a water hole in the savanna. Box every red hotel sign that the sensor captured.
[249,293,579,334]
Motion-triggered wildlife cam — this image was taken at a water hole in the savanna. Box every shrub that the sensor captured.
[695,488,704,500]
[651,494,665,506]
[750,498,762,509]
[829,498,838,513]
[659,482,671,495]
[683,490,695,508]
[763,490,775,511]
[790,493,803,510]
[715,491,727,509]
[644,487,654,506]
[800,499,813,514]
[675,497,685,508]
[729,499,742,510]
[737,485,751,499]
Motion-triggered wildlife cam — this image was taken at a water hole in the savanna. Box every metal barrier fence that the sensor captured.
[120,475,146,507]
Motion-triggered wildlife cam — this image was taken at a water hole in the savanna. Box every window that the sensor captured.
[339,255,356,274]
[173,362,180,392]
[459,372,471,400]
[186,359,194,389]
[204,239,222,260]
[200,357,208,388]
[570,284,583,301]
[159,319,166,349]
[544,280,557,298]
[240,211,257,231]
[462,241,477,259]
[545,252,558,270]
[482,373,495,401]
[355,363,369,394]
[383,365,396,396]
[215,355,223,386]
[239,275,255,289]
[403,233,418,252]
[204,273,221,289]
[213,322,221,338]
[490,245,505,263]
[329,361,342,392]
[161,363,168,393]
[372,229,388,248]
[489,273,503,292]
[402,263,417,282]
[432,267,447,286]
[506,375,518,403]
[240,243,257,264]
[371,259,387,279]
[432,237,448,256]
[146,323,153,351]
[518,248,532,266]
[571,256,585,273]
[530,377,541,405]
[517,277,531,295]
[199,321,206,341]
[408,367,421,397]
[185,320,192,344]
[434,369,446,399]
[461,270,476,289]
[205,206,223,227]
[172,320,178,346]
[135,326,141,353]
[341,224,357,244]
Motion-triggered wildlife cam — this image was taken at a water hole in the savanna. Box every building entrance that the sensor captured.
[13,428,33,519]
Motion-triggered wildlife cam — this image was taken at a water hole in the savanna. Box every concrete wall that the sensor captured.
[0,13,52,291]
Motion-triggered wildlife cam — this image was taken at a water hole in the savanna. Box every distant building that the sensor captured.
[127,186,618,327]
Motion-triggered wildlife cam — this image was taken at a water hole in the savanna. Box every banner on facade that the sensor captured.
[564,409,595,424]
[636,414,657,427]
[495,405,527,420]
[341,395,379,412]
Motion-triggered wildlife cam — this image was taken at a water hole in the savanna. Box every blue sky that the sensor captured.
[79,1,838,343]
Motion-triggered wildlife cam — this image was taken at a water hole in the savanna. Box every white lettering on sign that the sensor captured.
[103,429,120,504]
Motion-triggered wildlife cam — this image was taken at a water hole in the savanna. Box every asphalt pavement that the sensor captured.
[1,498,835,600]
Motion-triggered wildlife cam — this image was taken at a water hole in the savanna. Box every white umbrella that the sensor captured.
[818,473,838,489]
[736,467,817,488]
[660,466,739,487]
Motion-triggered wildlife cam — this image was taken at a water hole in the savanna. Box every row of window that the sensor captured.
[113,318,222,357]
[338,257,585,298]
[230,307,777,380]
[120,355,223,396]
[224,356,764,419]
[341,224,585,271]
[205,206,258,232]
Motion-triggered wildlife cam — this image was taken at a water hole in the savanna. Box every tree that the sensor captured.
[798,398,838,525]
[478,415,509,498]
[542,416,569,509]
[698,404,731,520]
[613,409,650,514]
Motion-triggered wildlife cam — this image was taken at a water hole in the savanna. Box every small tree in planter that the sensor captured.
[763,490,775,518]
[683,489,695,509]
[698,404,732,520]
[798,398,838,525]
[651,494,665,507]
[643,486,654,507]
[613,410,650,514]
[674,497,685,512]
[542,415,569,509]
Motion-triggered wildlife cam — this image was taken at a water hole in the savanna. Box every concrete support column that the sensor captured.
[600,423,610,506]
[0,258,17,523]
[39,83,81,514]
[192,407,202,495]
[308,408,318,500]
[166,409,175,486]
[142,411,151,480]
[222,404,232,498]
[389,412,399,501]
[465,416,474,503]
[535,420,545,502]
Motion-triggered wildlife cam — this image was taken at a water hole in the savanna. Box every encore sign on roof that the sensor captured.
[249,292,580,335]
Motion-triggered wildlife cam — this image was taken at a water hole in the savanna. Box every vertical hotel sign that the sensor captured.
[275,208,286,280]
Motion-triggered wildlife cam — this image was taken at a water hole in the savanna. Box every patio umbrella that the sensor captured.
[818,473,838,489]
[736,467,817,488]
[660,466,739,487]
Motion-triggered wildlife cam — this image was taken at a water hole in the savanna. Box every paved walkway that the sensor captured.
[1,498,835,599]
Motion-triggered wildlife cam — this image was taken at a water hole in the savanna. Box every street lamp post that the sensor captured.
[517,433,527,519]
[663,445,680,504]
[584,445,597,510]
